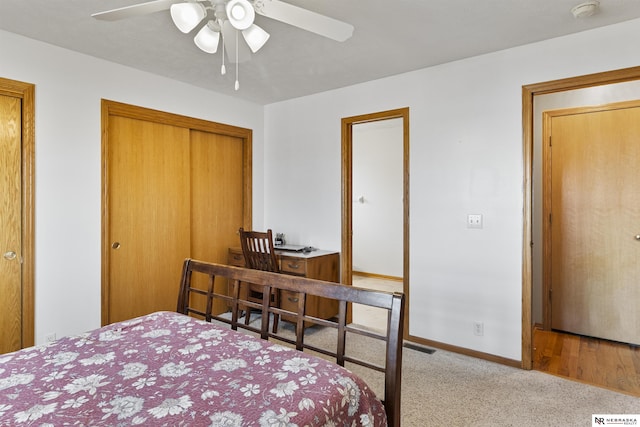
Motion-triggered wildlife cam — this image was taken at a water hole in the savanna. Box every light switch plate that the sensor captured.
[467,214,483,229]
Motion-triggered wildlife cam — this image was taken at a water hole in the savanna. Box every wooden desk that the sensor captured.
[228,247,339,320]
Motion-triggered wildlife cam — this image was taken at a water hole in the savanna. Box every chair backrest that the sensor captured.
[239,228,280,273]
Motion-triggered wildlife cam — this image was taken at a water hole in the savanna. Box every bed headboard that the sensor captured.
[176,258,405,427]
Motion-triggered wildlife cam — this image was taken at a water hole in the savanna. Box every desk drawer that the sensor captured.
[228,250,245,267]
[280,290,311,326]
[280,290,301,312]
[280,257,306,275]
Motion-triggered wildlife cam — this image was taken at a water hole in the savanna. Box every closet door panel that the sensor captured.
[107,116,191,324]
[0,95,22,353]
[190,130,245,314]
[190,130,245,261]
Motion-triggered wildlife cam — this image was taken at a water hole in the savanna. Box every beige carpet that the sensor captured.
[235,274,639,427]
[266,320,640,427]
[394,345,639,426]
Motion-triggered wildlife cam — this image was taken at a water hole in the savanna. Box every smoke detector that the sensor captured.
[571,1,600,18]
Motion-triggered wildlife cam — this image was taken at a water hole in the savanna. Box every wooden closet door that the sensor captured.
[107,116,191,324]
[0,94,22,353]
[190,130,246,314]
[191,130,245,261]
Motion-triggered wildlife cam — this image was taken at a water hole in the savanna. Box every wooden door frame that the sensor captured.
[101,99,253,326]
[0,78,35,348]
[341,107,410,338]
[521,66,640,369]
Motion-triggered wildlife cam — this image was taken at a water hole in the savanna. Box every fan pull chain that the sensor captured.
[221,27,226,75]
[234,30,240,90]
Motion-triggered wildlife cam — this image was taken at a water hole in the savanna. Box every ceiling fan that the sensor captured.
[92,0,354,90]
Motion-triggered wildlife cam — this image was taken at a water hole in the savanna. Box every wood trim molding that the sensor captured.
[541,111,552,331]
[353,271,403,282]
[411,335,522,369]
[341,118,353,285]
[521,65,640,370]
[521,86,534,369]
[0,77,35,347]
[101,99,252,137]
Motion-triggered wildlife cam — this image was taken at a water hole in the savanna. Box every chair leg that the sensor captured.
[244,308,251,325]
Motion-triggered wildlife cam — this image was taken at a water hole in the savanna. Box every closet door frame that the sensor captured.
[100,100,252,325]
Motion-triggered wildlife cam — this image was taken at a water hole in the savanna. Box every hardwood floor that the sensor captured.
[351,275,403,333]
[533,327,640,397]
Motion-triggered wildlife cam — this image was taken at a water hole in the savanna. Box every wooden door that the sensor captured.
[107,116,191,323]
[190,130,245,262]
[0,94,22,353]
[191,130,247,314]
[544,102,640,345]
[102,101,252,325]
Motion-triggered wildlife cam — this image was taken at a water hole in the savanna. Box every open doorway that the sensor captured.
[341,108,410,337]
[522,65,640,369]
[351,118,404,332]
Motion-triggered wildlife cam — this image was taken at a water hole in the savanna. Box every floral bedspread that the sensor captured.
[0,311,386,426]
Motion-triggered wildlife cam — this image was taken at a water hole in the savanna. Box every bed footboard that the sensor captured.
[177,258,405,427]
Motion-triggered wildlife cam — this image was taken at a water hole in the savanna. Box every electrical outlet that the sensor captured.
[473,321,484,336]
[467,214,483,229]
[45,333,56,344]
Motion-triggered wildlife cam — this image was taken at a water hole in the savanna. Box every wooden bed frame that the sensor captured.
[176,258,405,427]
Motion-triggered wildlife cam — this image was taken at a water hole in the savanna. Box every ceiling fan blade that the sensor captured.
[222,21,253,63]
[91,0,178,21]
[253,0,353,42]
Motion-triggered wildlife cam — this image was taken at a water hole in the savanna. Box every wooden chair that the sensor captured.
[238,228,281,332]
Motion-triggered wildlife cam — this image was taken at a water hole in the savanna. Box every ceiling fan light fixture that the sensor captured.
[92,0,355,92]
[226,0,255,30]
[194,20,221,53]
[170,2,206,33]
[242,24,270,53]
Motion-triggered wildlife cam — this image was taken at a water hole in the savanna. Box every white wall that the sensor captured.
[5,17,640,360]
[0,30,265,345]
[352,119,403,277]
[264,19,640,361]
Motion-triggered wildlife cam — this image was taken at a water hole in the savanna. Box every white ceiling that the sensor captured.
[1,0,640,105]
